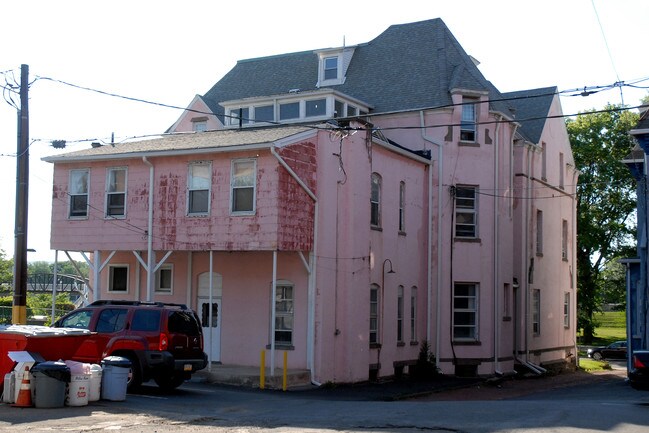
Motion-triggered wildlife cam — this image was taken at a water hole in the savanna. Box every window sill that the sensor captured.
[409,341,419,346]
[459,140,480,147]
[371,226,383,232]
[398,231,406,237]
[454,237,481,243]
[562,257,568,262]
[452,340,481,346]
[536,252,543,257]
[397,341,405,347]
[502,316,512,322]
[370,343,382,349]
[230,211,256,217]
[266,344,294,351]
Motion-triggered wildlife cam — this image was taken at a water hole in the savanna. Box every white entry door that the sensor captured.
[199,297,222,362]
[198,272,222,363]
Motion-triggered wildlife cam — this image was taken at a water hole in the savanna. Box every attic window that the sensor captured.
[324,56,338,80]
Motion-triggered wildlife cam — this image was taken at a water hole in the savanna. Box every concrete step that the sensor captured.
[192,364,311,390]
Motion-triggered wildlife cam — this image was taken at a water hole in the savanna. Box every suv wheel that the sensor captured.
[123,353,143,390]
[154,374,185,390]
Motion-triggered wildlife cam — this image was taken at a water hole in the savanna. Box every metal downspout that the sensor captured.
[419,111,443,362]
[142,156,154,301]
[493,116,501,374]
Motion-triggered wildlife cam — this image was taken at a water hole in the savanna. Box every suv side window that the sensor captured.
[59,310,93,329]
[131,310,161,332]
[168,311,201,336]
[96,308,128,333]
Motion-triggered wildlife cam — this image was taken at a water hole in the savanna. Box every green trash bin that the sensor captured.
[31,361,70,408]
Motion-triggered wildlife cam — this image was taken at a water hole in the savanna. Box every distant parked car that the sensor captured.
[587,340,627,360]
[629,351,649,390]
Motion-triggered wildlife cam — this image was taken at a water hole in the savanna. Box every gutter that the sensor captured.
[419,111,442,362]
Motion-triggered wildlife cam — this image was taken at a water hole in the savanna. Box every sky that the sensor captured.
[1,0,648,263]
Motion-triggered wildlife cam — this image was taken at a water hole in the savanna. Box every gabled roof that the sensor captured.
[202,19,504,120]
[503,87,558,144]
[42,126,315,163]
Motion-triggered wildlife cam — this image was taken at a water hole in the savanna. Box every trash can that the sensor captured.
[88,364,102,402]
[31,361,70,408]
[100,356,131,401]
[65,360,91,407]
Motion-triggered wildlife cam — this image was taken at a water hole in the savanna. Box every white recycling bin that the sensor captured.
[67,374,90,406]
[88,364,102,402]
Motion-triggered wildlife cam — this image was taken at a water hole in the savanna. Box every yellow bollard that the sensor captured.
[282,351,288,391]
[260,350,266,390]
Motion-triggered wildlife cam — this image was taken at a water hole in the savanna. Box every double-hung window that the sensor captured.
[69,169,89,218]
[410,286,417,343]
[460,98,477,141]
[371,173,381,228]
[108,265,128,293]
[106,168,126,218]
[562,219,568,260]
[532,289,541,336]
[453,283,478,341]
[397,285,404,343]
[536,210,544,255]
[155,265,173,294]
[399,181,406,232]
[454,186,477,238]
[188,162,211,215]
[323,56,338,80]
[274,283,294,345]
[370,284,380,345]
[231,159,256,213]
[563,292,570,328]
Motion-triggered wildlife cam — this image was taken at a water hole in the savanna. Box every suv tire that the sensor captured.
[124,353,143,390]
[154,374,185,390]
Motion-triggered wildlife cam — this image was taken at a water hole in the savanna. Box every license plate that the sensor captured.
[184,364,192,372]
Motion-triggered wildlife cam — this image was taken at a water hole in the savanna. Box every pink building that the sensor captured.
[44,19,577,382]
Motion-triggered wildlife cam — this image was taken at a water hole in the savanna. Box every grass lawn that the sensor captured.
[578,311,627,346]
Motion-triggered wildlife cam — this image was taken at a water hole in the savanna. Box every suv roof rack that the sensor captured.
[89,300,188,310]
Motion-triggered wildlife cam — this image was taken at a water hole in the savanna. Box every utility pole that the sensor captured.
[12,64,29,324]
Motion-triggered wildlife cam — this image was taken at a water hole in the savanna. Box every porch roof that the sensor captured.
[42,125,316,163]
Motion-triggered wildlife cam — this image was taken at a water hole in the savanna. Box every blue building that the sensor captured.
[623,107,649,371]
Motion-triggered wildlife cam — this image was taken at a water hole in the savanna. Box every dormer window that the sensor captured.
[316,47,354,87]
[323,56,338,80]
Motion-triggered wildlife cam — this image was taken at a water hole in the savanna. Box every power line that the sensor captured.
[591,0,624,104]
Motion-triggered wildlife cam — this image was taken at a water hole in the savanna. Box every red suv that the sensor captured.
[53,300,207,390]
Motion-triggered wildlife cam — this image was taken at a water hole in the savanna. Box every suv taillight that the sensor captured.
[159,333,169,351]
[633,355,647,369]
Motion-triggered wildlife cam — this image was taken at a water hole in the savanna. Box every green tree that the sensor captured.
[567,104,638,343]
[0,250,13,290]
[599,255,630,310]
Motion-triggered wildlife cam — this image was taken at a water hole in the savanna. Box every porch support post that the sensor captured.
[208,250,214,372]
[270,250,278,376]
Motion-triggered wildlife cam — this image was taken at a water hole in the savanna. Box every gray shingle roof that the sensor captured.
[203,19,502,118]
[503,87,558,144]
[43,126,313,162]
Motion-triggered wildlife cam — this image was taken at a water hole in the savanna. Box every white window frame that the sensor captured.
[155,264,173,294]
[228,107,250,126]
[370,284,380,345]
[193,121,207,132]
[559,152,565,189]
[460,98,477,142]
[319,53,344,86]
[187,161,212,216]
[231,158,256,214]
[453,283,478,341]
[371,173,381,228]
[273,281,294,346]
[108,265,129,293]
[397,285,404,343]
[532,289,541,336]
[410,286,417,343]
[454,186,477,238]
[69,168,89,219]
[105,167,127,218]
